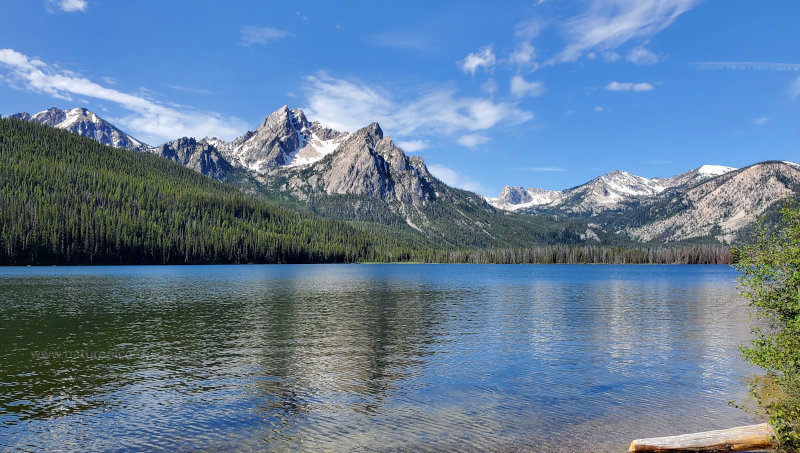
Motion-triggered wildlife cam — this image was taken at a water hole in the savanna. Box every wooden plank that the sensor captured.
[629,423,774,452]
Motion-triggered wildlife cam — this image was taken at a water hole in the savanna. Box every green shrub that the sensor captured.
[736,203,800,452]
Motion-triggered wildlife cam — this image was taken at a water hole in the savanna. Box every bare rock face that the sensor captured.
[9,112,32,122]
[29,107,66,126]
[223,106,349,172]
[488,166,738,214]
[11,107,145,148]
[486,162,800,243]
[151,137,232,179]
[498,186,533,205]
[229,106,303,171]
[306,123,436,204]
[625,161,800,243]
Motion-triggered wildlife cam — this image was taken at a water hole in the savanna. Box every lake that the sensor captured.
[0,264,759,452]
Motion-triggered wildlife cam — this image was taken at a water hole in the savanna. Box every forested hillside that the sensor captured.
[0,117,735,265]
[0,118,424,264]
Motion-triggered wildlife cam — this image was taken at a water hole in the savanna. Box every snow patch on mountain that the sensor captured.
[289,136,343,167]
[486,186,563,211]
[625,161,800,243]
[211,106,349,173]
[12,107,144,148]
[697,164,736,176]
[488,165,739,213]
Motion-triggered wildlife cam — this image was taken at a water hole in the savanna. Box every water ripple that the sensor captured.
[0,264,759,452]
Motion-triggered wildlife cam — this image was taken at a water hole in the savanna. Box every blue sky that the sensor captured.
[1,1,799,195]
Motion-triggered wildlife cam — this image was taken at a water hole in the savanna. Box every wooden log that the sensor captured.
[629,423,774,452]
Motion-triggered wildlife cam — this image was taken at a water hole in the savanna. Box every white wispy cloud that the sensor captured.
[627,45,659,65]
[753,117,769,126]
[511,75,545,98]
[302,71,533,140]
[0,48,246,144]
[460,46,496,75]
[551,0,702,64]
[302,72,394,132]
[457,134,491,148]
[240,26,291,46]
[510,19,543,69]
[50,0,87,12]
[605,81,654,92]
[396,139,429,152]
[481,79,498,95]
[602,51,621,63]
[427,164,485,193]
[695,61,800,71]
[509,42,536,67]
[515,18,545,41]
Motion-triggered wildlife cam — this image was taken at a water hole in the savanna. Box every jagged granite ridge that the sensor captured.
[291,122,436,204]
[11,107,145,148]
[622,161,800,243]
[148,137,232,180]
[488,165,737,214]
[215,105,349,172]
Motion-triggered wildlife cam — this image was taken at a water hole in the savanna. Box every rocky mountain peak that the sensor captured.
[9,111,32,121]
[171,136,199,147]
[498,186,533,205]
[294,122,435,204]
[225,106,348,172]
[486,185,563,211]
[32,107,67,126]
[364,122,383,137]
[339,122,383,148]
[290,108,309,126]
[257,105,296,133]
[487,164,740,215]
[624,161,800,243]
[254,105,311,134]
[149,136,230,179]
[11,106,144,148]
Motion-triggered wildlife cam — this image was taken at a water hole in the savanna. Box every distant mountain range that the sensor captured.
[486,165,737,214]
[10,106,800,245]
[488,162,800,242]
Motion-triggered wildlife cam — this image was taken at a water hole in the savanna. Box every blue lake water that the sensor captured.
[0,264,759,451]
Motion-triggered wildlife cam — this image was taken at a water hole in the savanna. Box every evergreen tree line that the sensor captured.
[426,244,732,264]
[0,118,735,265]
[0,118,421,264]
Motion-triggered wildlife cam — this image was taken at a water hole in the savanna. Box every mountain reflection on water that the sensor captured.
[0,264,758,452]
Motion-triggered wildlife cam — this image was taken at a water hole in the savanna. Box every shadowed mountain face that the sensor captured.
[149,137,232,180]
